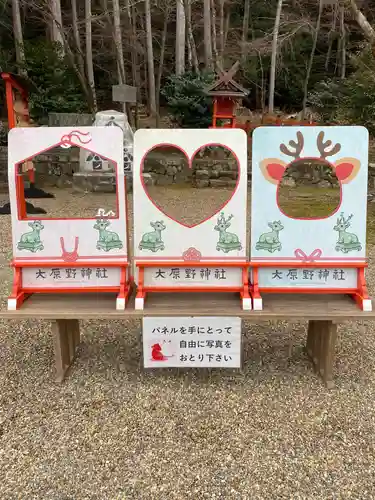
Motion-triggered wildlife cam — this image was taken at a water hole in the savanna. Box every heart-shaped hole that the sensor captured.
[141,144,240,228]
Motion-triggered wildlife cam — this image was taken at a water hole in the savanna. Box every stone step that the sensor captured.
[73,171,133,193]
[73,172,115,193]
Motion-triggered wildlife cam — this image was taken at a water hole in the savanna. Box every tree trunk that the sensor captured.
[114,0,134,125]
[186,22,192,70]
[11,0,26,73]
[204,0,213,69]
[61,31,93,110]
[124,0,140,128]
[85,0,97,113]
[219,0,224,64]
[132,6,140,128]
[346,0,375,43]
[184,0,199,72]
[211,0,218,65]
[50,0,65,51]
[113,0,126,84]
[302,0,323,119]
[145,0,157,117]
[325,2,337,71]
[71,0,85,76]
[224,9,230,48]
[268,0,283,114]
[176,0,186,75]
[340,5,346,79]
[157,11,168,110]
[241,0,250,60]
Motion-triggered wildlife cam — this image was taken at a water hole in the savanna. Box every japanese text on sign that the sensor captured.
[22,266,121,288]
[257,267,358,288]
[154,268,227,280]
[143,267,243,288]
[151,324,234,335]
[271,268,346,281]
[143,317,241,368]
[36,268,110,280]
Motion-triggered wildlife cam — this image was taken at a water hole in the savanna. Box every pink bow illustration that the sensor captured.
[294,248,322,262]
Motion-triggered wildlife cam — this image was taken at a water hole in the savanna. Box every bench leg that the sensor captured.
[52,319,81,383]
[306,320,337,389]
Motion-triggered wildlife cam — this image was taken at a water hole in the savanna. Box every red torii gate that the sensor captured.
[1,72,53,199]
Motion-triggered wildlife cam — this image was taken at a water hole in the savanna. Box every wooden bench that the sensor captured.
[2,292,375,387]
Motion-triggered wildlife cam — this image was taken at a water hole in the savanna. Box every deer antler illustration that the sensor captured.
[279,131,304,159]
[317,131,341,159]
[337,213,353,228]
[218,212,234,225]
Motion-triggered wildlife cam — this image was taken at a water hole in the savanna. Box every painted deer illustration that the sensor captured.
[17,220,44,252]
[94,218,123,251]
[139,221,166,252]
[255,220,284,252]
[215,212,242,252]
[260,131,360,185]
[334,213,362,253]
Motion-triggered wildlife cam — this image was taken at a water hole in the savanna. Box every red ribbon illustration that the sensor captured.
[294,248,322,262]
[60,130,92,148]
[60,237,79,262]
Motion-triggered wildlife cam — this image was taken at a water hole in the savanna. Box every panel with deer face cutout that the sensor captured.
[133,129,248,285]
[251,126,369,267]
[8,127,128,277]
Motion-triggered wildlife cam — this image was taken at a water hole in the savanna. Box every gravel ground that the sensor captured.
[1,188,375,499]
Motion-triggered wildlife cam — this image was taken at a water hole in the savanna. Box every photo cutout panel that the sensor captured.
[133,128,248,268]
[251,126,369,264]
[8,126,128,264]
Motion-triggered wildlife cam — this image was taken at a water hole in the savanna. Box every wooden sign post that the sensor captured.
[112,84,138,128]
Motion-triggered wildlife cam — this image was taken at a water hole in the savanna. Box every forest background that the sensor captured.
[1,0,375,138]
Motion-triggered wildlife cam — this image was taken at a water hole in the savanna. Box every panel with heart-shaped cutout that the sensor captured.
[140,144,240,228]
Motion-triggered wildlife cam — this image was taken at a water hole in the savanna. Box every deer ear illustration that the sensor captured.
[260,158,288,185]
[333,157,360,184]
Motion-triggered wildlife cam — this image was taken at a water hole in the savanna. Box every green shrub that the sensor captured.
[308,45,375,134]
[15,40,87,124]
[161,71,216,128]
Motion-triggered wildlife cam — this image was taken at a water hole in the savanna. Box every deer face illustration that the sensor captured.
[268,220,284,232]
[260,131,360,186]
[150,221,166,231]
[334,213,353,232]
[94,219,110,230]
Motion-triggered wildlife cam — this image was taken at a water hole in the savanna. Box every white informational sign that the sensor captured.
[257,267,358,288]
[143,266,242,288]
[143,317,241,368]
[22,266,121,288]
